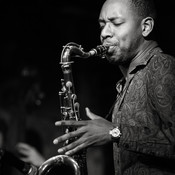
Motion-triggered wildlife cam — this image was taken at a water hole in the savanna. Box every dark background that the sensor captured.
[0,0,175,162]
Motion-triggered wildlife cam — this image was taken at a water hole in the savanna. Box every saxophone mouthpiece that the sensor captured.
[89,45,108,58]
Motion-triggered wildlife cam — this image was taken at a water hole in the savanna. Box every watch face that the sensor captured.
[110,127,121,138]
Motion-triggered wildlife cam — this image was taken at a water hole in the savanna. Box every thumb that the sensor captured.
[85,107,101,120]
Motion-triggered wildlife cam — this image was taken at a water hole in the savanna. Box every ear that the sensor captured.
[141,17,154,37]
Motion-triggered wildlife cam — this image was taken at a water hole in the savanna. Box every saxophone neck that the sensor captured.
[60,42,109,64]
[60,42,90,64]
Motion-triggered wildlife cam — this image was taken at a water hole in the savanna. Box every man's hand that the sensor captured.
[16,142,45,167]
[53,107,114,156]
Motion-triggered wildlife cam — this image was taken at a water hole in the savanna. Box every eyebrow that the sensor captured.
[98,19,105,24]
[98,17,121,23]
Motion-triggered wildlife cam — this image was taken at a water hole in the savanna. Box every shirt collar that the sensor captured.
[116,41,162,94]
[116,77,125,94]
[128,41,161,75]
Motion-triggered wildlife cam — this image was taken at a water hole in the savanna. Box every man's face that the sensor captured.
[99,0,143,65]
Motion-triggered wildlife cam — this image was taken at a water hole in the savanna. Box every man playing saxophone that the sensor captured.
[54,0,175,174]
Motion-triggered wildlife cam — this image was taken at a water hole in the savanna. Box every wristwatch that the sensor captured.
[109,126,121,142]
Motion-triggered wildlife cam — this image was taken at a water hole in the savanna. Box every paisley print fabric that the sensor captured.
[112,41,175,175]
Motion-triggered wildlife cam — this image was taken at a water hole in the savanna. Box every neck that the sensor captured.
[119,65,128,80]
[119,40,154,80]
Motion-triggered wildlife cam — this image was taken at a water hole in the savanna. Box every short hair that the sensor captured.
[129,0,157,20]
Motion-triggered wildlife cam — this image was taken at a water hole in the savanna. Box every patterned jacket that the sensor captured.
[112,41,175,175]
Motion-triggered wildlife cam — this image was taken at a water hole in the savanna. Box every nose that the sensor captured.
[100,23,113,42]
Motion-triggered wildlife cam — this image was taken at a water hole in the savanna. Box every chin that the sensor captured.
[106,54,120,65]
[106,48,130,65]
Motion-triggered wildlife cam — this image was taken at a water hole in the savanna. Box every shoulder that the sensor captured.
[148,51,175,75]
[146,52,175,96]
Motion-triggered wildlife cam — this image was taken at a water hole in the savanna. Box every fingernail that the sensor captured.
[65,151,70,156]
[55,121,61,126]
[58,148,63,153]
[53,139,58,144]
[85,107,88,112]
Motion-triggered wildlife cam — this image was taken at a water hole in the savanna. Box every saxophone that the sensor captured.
[0,43,108,175]
[56,42,108,175]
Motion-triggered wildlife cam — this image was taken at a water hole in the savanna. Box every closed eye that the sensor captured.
[113,22,123,27]
[99,24,105,30]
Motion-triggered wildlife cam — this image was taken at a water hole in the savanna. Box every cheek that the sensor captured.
[117,33,131,50]
[117,26,141,49]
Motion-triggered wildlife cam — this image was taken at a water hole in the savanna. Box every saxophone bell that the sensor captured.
[0,149,81,175]
[38,155,80,175]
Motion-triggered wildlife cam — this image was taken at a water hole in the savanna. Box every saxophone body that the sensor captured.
[0,43,108,175]
[39,42,108,175]
[58,42,88,175]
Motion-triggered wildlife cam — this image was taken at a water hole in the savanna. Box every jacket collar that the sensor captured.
[128,41,162,75]
[116,41,162,94]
